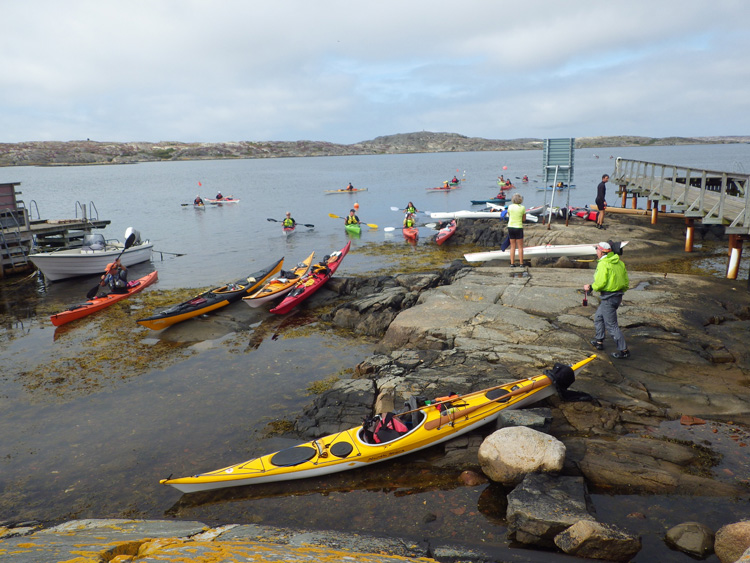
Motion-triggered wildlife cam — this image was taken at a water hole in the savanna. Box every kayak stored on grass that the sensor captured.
[136,258,284,330]
[270,241,351,315]
[242,252,315,308]
[160,355,595,493]
[435,219,456,245]
[464,241,629,262]
[50,271,158,327]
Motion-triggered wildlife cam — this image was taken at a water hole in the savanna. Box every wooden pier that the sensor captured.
[0,182,110,279]
[612,158,750,280]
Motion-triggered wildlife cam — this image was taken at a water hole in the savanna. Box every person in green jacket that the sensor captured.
[403,213,416,228]
[584,242,630,359]
[507,193,526,267]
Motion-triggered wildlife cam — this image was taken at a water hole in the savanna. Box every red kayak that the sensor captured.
[50,271,158,327]
[283,225,295,236]
[270,241,351,314]
[573,207,598,221]
[435,219,457,245]
[402,226,419,241]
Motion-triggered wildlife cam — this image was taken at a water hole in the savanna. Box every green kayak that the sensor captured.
[345,223,361,236]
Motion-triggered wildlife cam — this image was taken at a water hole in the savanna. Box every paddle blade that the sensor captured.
[85,284,101,299]
[302,224,314,228]
[383,227,395,232]
[366,223,378,229]
[123,232,137,250]
[328,213,342,219]
[266,217,278,222]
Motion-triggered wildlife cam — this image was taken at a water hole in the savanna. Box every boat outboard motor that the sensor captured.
[124,227,141,245]
[545,363,592,402]
[81,233,106,251]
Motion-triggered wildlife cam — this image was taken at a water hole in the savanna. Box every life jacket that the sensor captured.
[406,206,416,214]
[283,218,294,227]
[433,393,459,413]
[362,412,409,444]
[404,217,414,228]
[345,215,359,225]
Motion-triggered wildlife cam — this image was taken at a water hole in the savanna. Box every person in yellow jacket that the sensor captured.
[584,242,630,359]
[282,212,296,228]
[345,209,360,225]
[507,193,526,267]
[403,213,416,228]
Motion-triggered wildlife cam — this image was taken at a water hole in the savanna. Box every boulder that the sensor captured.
[506,473,595,548]
[554,520,641,562]
[665,521,715,558]
[715,521,750,563]
[478,427,565,484]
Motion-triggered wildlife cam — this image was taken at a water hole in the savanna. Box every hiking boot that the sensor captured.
[590,339,604,350]
[612,349,631,359]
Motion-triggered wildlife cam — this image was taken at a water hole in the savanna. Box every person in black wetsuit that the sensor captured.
[595,174,609,229]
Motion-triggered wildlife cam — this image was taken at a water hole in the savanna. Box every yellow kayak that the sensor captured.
[242,251,315,308]
[161,355,595,493]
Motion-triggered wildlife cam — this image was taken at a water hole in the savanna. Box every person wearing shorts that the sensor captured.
[595,174,609,229]
[507,193,526,267]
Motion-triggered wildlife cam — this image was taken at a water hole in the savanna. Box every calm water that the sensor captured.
[2,144,749,562]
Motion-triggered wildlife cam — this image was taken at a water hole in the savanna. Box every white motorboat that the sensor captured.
[464,241,628,262]
[28,228,153,281]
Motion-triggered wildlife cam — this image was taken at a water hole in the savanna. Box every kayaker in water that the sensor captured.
[346,182,354,191]
[523,175,529,182]
[101,258,128,294]
[451,176,459,183]
[282,212,296,228]
[194,195,203,205]
[404,201,418,214]
[403,213,416,228]
[216,192,224,200]
[345,209,360,225]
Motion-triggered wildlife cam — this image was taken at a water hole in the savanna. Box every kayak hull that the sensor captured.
[243,252,315,308]
[137,258,283,330]
[205,198,240,204]
[50,271,158,327]
[270,241,351,315]
[160,356,594,493]
[344,223,361,236]
[283,226,296,236]
[471,198,506,205]
[324,188,368,194]
[464,241,629,262]
[435,220,456,245]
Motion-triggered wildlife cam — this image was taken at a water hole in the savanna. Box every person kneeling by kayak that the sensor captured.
[102,258,128,294]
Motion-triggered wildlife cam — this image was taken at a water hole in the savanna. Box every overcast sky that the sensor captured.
[2,1,748,144]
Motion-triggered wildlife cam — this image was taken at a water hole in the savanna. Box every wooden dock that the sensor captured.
[0,181,110,279]
[612,158,750,281]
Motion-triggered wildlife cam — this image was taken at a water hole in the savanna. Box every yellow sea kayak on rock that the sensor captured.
[160,355,595,493]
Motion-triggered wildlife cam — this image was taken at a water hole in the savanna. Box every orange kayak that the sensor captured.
[50,271,158,327]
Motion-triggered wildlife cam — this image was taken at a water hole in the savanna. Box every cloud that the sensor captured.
[1,0,748,143]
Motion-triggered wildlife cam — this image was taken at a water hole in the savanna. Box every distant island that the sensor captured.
[0,132,747,167]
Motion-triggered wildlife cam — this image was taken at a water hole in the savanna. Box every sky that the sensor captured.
[2,0,749,144]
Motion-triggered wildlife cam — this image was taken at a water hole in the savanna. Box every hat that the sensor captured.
[350,209,355,212]
[597,242,611,252]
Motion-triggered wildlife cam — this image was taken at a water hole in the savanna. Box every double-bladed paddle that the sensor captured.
[328,213,377,229]
[85,233,136,299]
[266,217,314,228]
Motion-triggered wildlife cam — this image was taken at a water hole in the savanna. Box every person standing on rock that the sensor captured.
[584,242,630,359]
[595,174,609,229]
[507,193,526,267]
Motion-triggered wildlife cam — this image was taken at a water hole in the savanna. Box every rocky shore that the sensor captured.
[1,133,746,166]
[3,215,750,562]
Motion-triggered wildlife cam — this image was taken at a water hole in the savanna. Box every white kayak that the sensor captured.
[464,241,629,262]
[432,207,538,222]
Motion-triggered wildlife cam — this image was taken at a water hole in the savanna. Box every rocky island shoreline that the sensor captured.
[2,133,748,167]
[3,215,750,562]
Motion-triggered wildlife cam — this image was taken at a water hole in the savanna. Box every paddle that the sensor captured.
[267,218,314,228]
[328,213,377,229]
[86,233,136,299]
[422,355,596,430]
